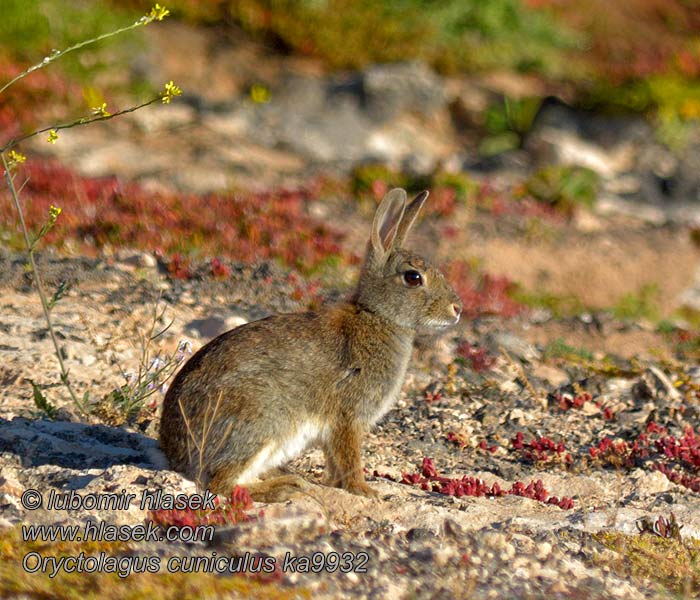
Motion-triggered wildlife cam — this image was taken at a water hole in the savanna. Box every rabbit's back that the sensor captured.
[160,311,340,468]
[167,312,339,401]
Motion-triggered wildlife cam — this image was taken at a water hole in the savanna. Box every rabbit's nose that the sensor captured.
[450,303,462,318]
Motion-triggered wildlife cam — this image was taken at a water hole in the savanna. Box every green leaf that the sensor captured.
[48,280,69,310]
[30,380,57,419]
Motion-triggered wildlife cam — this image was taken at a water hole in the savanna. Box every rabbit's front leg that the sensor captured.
[327,423,378,498]
[322,442,341,488]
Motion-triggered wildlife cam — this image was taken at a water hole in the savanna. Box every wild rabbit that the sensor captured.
[160,188,462,501]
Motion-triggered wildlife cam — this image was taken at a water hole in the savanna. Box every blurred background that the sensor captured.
[3,0,700,322]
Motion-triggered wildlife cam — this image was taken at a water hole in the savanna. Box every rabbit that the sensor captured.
[159,188,463,501]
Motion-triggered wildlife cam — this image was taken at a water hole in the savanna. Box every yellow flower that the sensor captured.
[47,130,59,144]
[92,103,110,117]
[48,205,62,224]
[161,80,182,104]
[148,4,170,22]
[250,84,271,104]
[7,150,26,166]
[680,99,700,120]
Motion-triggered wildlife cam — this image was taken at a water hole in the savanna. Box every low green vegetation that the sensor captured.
[523,165,600,214]
[147,0,578,75]
[515,282,664,326]
[612,283,661,322]
[511,288,587,318]
[592,530,700,598]
[0,526,303,600]
[351,164,478,203]
[480,96,543,155]
[0,0,142,80]
[543,338,594,362]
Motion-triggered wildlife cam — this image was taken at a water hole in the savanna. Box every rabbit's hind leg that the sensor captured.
[207,441,316,502]
[207,443,271,496]
[242,475,315,503]
[207,462,245,496]
[208,465,313,502]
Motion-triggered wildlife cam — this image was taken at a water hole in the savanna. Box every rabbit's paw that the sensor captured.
[345,481,379,499]
[322,473,341,487]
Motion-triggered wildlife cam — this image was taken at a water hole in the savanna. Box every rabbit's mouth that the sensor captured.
[422,315,461,330]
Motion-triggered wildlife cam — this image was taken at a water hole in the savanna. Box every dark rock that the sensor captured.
[407,527,435,542]
[185,316,228,339]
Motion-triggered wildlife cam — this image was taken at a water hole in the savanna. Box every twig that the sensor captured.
[180,392,234,488]
[0,4,175,418]
[1,153,87,414]
[500,346,545,408]
[0,9,166,97]
[1,98,162,153]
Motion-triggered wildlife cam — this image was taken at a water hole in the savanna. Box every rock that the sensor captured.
[253,73,372,163]
[362,62,446,122]
[526,98,700,208]
[225,315,249,330]
[631,469,671,496]
[532,364,569,387]
[0,417,167,470]
[633,367,682,403]
[595,196,667,225]
[81,354,97,367]
[635,131,700,204]
[532,128,629,178]
[446,78,493,130]
[185,315,227,339]
[185,314,248,339]
[62,341,87,361]
[525,99,637,177]
[115,250,157,269]
[214,63,455,170]
[0,462,23,497]
[676,264,700,312]
[581,400,601,416]
[535,541,552,561]
[508,408,534,425]
[406,527,435,541]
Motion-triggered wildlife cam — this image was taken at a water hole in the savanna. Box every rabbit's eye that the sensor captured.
[403,270,423,287]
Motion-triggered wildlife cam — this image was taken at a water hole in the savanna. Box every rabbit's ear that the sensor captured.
[393,190,429,249]
[370,188,407,261]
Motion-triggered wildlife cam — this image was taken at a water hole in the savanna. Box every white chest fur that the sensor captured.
[371,350,411,425]
[237,421,326,483]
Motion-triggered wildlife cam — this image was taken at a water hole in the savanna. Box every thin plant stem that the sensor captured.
[0,16,156,97]
[1,97,162,153]
[0,4,173,417]
[1,152,88,415]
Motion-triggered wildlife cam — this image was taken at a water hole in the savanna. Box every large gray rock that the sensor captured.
[362,61,446,121]
[525,97,700,209]
[217,62,453,170]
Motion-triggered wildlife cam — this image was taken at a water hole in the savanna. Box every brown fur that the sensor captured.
[159,189,462,500]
